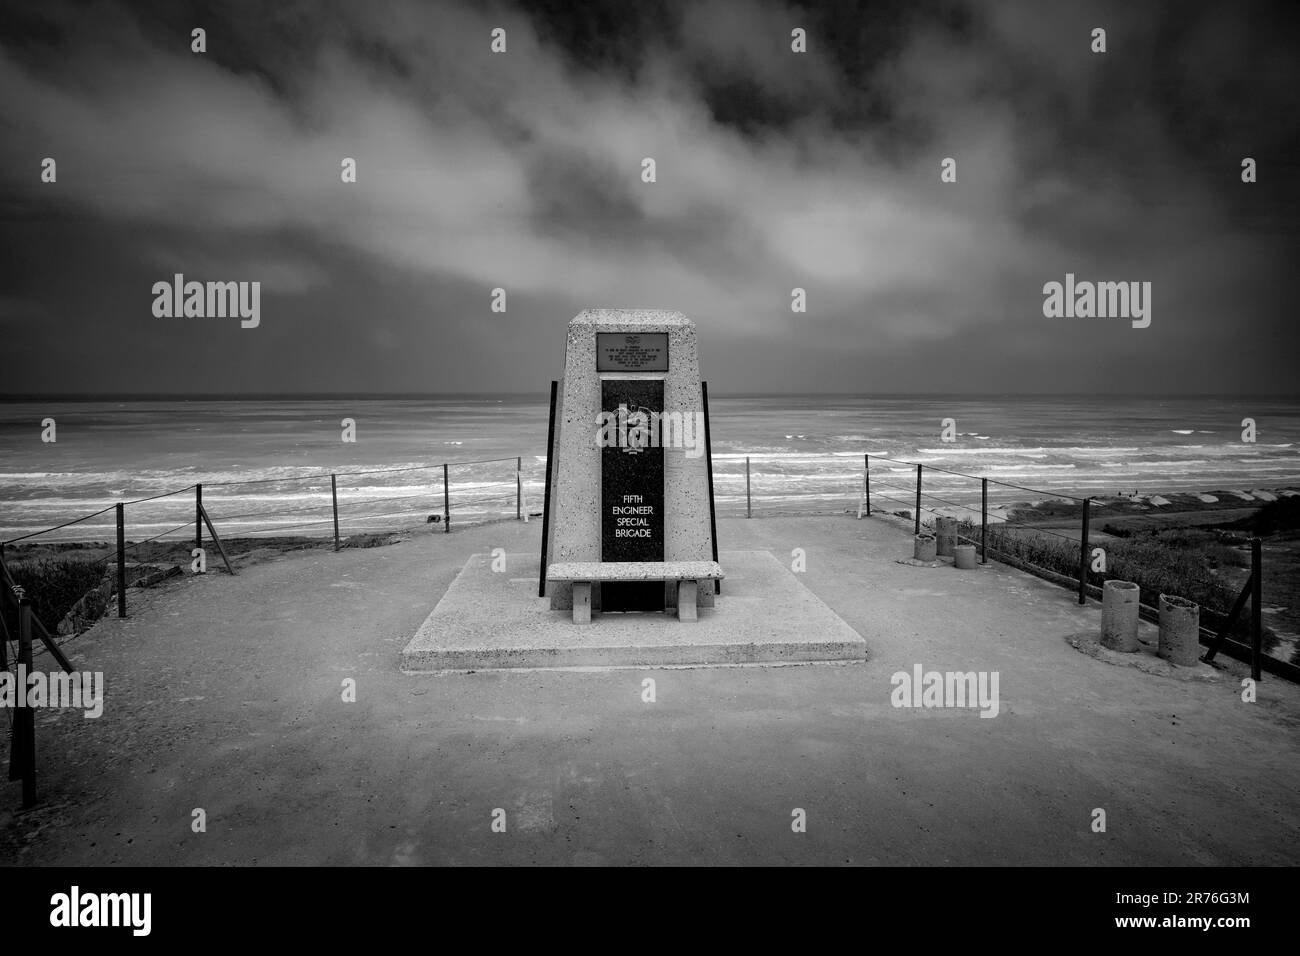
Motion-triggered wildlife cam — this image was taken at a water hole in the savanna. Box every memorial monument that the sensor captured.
[541,310,722,623]
[401,308,866,670]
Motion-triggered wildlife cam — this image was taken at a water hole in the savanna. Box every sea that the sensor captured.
[2,395,1298,543]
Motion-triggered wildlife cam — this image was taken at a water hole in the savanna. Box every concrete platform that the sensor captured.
[400,550,867,672]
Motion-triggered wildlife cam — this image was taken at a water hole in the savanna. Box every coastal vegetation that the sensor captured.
[2,533,402,636]
[954,497,1300,663]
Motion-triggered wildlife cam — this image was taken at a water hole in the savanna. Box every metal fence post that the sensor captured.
[1251,537,1262,681]
[980,478,988,564]
[864,454,871,516]
[914,465,922,535]
[702,381,720,594]
[195,483,203,552]
[116,503,126,618]
[516,457,522,521]
[1078,497,1091,605]
[17,598,36,806]
[443,463,450,533]
[331,474,340,552]
[539,381,558,597]
[745,456,752,518]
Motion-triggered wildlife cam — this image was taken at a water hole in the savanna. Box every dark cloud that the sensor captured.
[0,0,1296,395]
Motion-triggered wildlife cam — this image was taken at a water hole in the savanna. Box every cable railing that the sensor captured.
[718,451,1084,519]
[847,452,1289,681]
[2,457,534,540]
[3,446,1293,681]
[0,456,536,625]
[714,449,1290,680]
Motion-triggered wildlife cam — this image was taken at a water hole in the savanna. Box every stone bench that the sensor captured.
[546,561,724,624]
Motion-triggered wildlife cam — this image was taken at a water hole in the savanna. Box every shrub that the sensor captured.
[7,555,109,634]
[954,518,1271,649]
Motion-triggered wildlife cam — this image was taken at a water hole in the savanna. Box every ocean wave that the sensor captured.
[913,446,1142,456]
[987,464,1077,472]
[4,396,1299,541]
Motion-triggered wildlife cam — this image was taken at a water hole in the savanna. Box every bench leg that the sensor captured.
[572,582,592,624]
[677,580,698,622]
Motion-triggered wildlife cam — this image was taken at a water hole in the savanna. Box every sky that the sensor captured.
[0,0,1297,396]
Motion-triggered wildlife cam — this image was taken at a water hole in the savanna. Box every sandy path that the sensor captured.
[2,516,1297,865]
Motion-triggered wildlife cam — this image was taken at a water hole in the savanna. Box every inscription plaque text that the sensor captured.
[596,333,669,372]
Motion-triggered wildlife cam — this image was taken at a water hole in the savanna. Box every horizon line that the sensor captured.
[3,391,1300,402]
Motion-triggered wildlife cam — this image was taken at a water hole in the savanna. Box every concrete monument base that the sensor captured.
[401,550,867,673]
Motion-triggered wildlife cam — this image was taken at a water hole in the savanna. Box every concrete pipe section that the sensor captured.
[953,543,977,569]
[1100,580,1141,652]
[1158,594,1201,666]
[914,533,937,562]
[935,517,957,557]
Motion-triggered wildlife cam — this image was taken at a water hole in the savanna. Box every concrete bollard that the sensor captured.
[1100,580,1141,652]
[935,517,957,557]
[953,543,976,569]
[914,533,936,562]
[1158,594,1200,666]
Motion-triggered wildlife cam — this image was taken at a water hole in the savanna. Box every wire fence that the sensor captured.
[2,447,1295,679]
[1,457,538,547]
[0,456,536,630]
[710,451,1291,678]
[854,453,1291,679]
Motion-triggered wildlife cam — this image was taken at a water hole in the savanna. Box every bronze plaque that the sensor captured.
[596,333,668,372]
